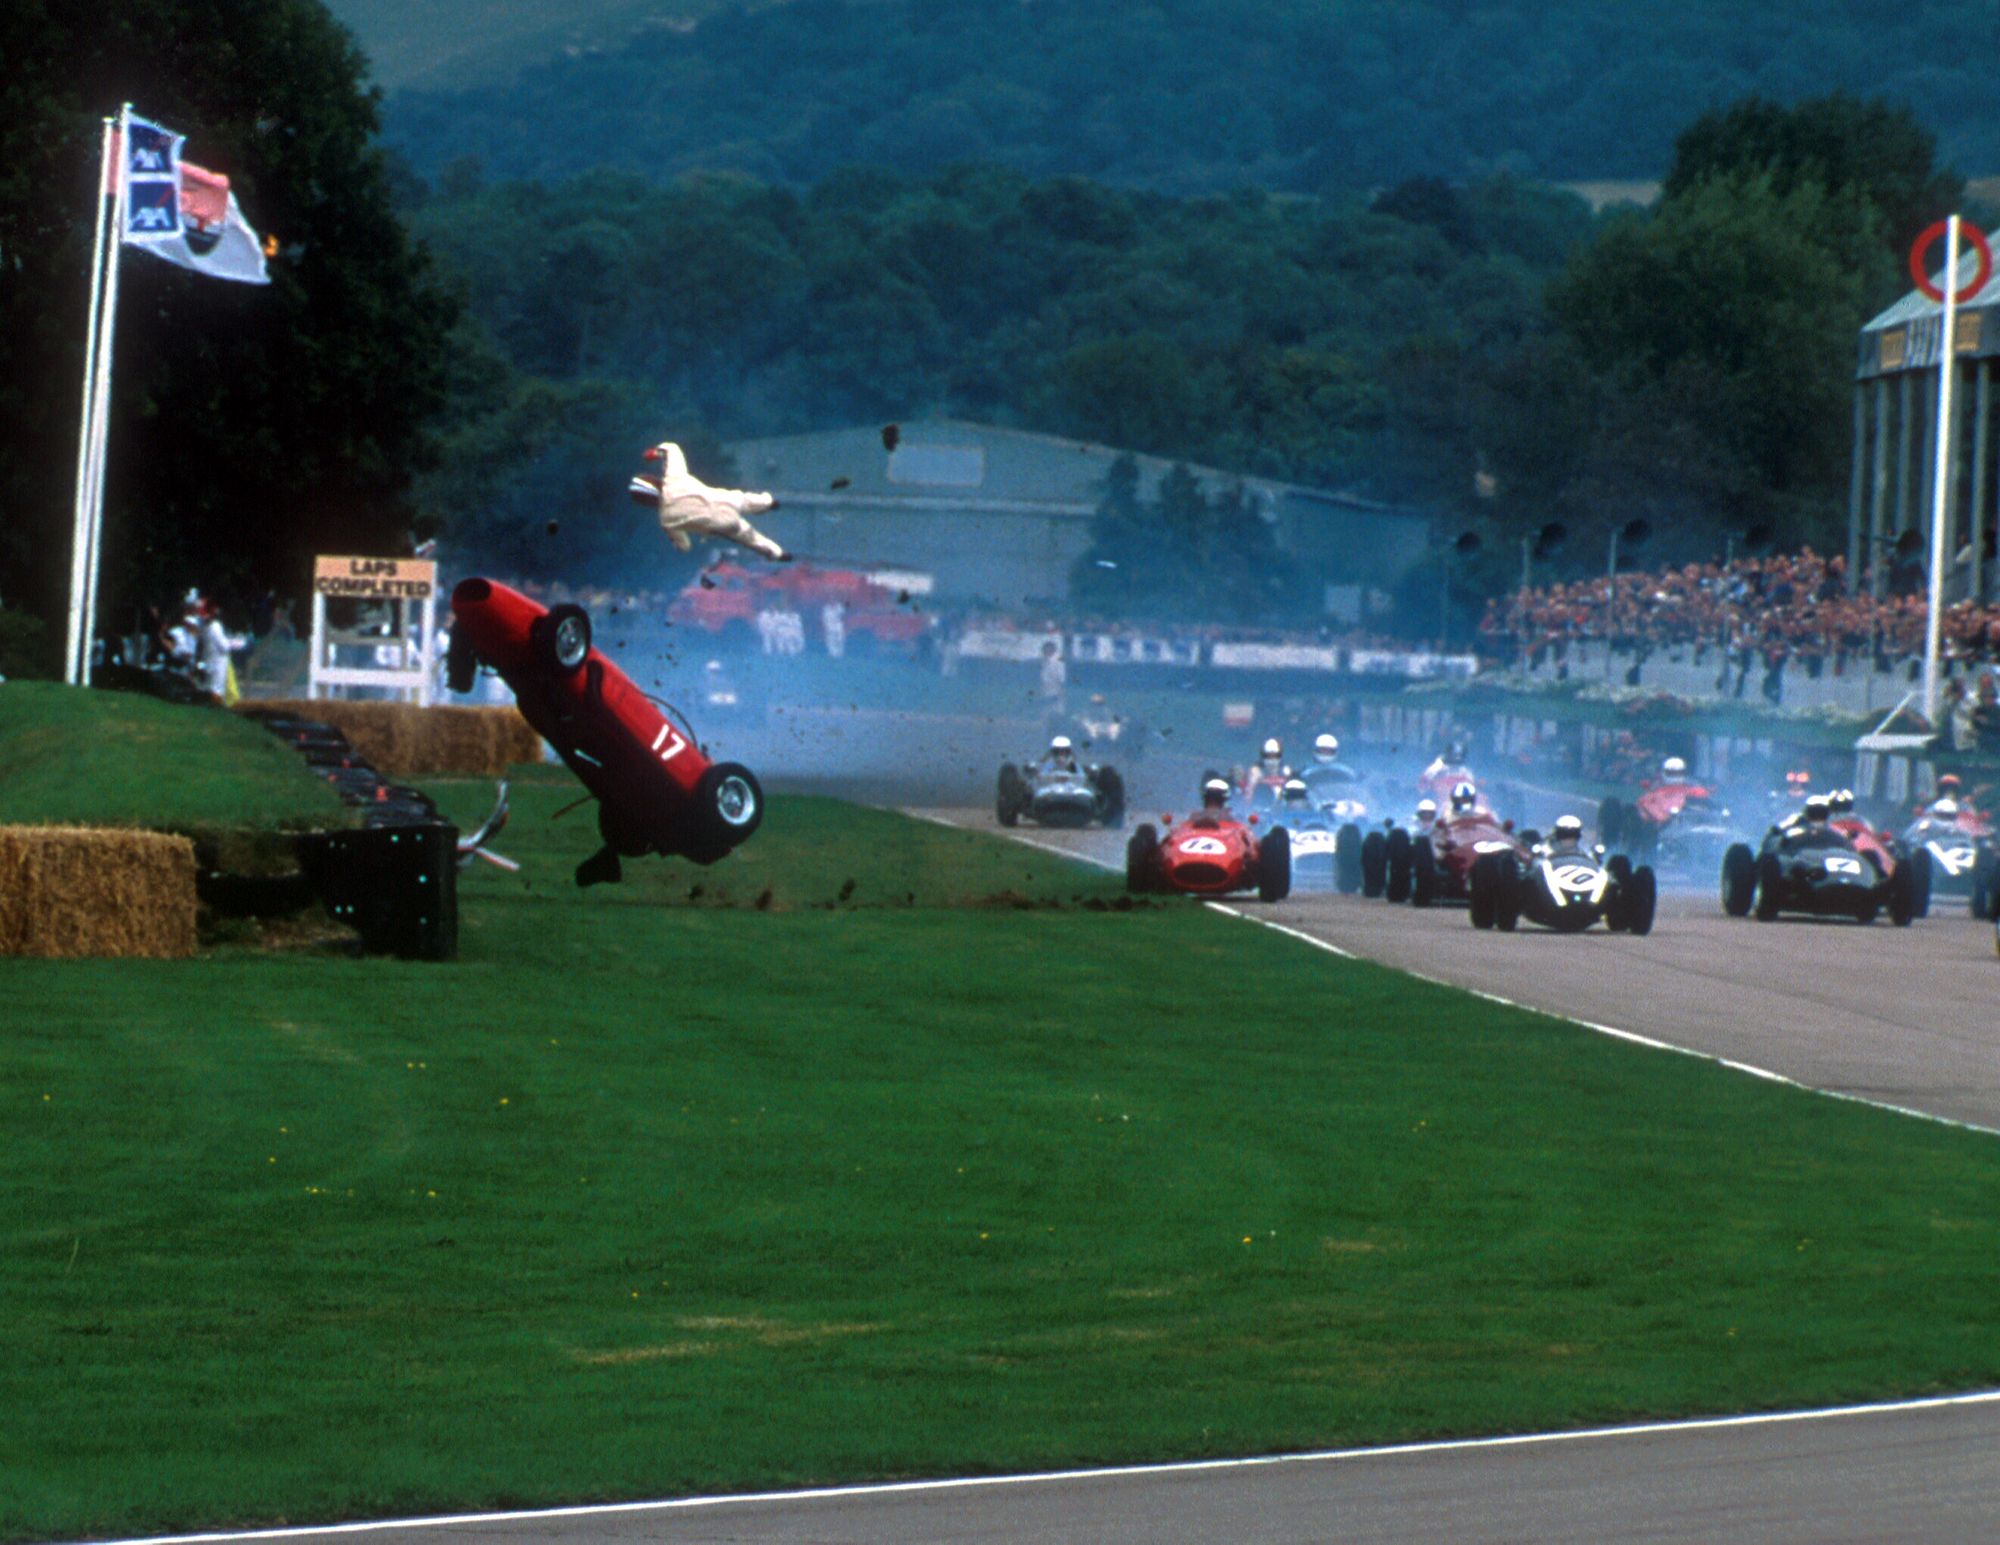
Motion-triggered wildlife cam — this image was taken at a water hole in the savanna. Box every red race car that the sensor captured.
[448,578,763,886]
[1125,781,1291,901]
[1408,791,1534,907]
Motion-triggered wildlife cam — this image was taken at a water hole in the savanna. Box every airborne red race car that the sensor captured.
[1125,809,1291,901]
[448,578,763,887]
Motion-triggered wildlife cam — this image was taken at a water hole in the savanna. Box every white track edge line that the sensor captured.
[920,811,2000,1140]
[81,1389,2000,1544]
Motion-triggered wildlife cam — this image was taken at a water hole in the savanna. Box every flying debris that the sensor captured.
[881,423,901,451]
[830,476,852,490]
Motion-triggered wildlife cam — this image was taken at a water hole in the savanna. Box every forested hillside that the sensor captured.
[375,0,2000,194]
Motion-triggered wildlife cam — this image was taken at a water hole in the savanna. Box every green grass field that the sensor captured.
[0,682,345,837]
[6,768,2000,1539]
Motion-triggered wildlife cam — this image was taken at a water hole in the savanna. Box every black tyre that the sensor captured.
[1126,822,1159,894]
[1721,843,1757,917]
[1410,840,1438,908]
[691,761,764,856]
[1493,862,1521,931]
[997,763,1027,827]
[1093,765,1126,828]
[1385,828,1412,903]
[1607,853,1634,888]
[1625,865,1658,936]
[1598,797,1626,849]
[1469,853,1498,929]
[1257,826,1292,902]
[1888,864,1917,927]
[1335,823,1364,894]
[1754,853,1782,921]
[1974,848,1998,920]
[1518,828,1541,849]
[1906,846,1932,919]
[536,603,592,675]
[1360,830,1388,898]
[445,628,477,694]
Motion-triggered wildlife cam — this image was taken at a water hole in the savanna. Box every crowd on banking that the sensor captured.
[1487,548,2000,678]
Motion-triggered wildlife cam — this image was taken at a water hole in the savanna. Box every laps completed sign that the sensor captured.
[313,556,437,600]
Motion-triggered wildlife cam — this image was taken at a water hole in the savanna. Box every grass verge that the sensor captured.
[5,787,2000,1539]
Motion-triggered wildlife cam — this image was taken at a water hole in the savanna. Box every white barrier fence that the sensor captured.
[954,628,1478,679]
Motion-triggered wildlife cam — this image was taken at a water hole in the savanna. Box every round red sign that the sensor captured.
[1909,220,1993,305]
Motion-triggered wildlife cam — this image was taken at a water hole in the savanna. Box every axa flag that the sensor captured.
[143,161,271,285]
[120,115,184,243]
[111,118,271,283]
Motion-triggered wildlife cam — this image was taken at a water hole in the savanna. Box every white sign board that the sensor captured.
[308,555,439,705]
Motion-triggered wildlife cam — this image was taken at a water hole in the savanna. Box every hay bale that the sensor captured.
[243,700,542,778]
[0,826,197,958]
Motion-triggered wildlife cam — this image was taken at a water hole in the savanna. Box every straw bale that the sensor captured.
[245,700,542,778]
[0,826,197,959]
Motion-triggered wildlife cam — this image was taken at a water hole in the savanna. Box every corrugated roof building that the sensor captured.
[724,420,1430,610]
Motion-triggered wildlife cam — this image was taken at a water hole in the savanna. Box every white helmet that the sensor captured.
[1416,798,1438,822]
[1261,738,1282,761]
[1314,733,1339,762]
[1803,796,1830,823]
[1450,780,1478,814]
[1202,776,1231,807]
[1935,797,1961,817]
[1553,814,1584,842]
[1049,735,1073,753]
[1662,756,1688,778]
[1828,788,1855,815]
[1282,776,1311,804]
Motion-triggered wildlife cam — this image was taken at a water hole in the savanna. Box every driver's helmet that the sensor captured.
[1282,776,1312,807]
[1939,773,1964,793]
[1260,737,1283,771]
[1934,797,1962,819]
[1551,813,1585,850]
[1048,734,1074,762]
[1802,795,1831,826]
[1449,780,1479,815]
[1662,756,1688,779]
[1827,788,1855,816]
[1201,776,1231,809]
[1313,733,1339,763]
[1416,798,1439,824]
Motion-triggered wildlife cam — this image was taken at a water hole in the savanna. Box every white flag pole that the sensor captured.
[1923,214,1962,728]
[65,117,117,685]
[77,102,134,687]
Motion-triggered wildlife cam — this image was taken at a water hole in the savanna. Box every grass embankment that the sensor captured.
[6,784,2000,1538]
[0,681,345,836]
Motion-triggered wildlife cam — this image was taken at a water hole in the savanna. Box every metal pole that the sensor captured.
[1868,377,1890,598]
[1923,215,1961,726]
[65,118,116,685]
[1847,385,1866,596]
[79,103,134,688]
[1972,359,1992,605]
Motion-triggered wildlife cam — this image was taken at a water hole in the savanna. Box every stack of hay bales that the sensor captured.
[0,827,197,958]
[243,700,542,779]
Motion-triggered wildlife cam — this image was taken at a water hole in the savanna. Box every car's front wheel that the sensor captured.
[1257,826,1292,902]
[689,761,764,856]
[536,604,593,675]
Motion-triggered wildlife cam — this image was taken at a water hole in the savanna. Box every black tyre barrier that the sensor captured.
[295,823,459,961]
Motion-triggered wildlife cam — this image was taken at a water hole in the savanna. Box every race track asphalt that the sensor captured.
[110,1394,2000,1544]
[908,807,2000,1134]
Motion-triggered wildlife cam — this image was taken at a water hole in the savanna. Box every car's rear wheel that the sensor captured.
[1888,864,1917,927]
[1753,853,1782,921]
[1974,847,1999,919]
[1093,765,1126,828]
[1493,862,1520,931]
[1469,853,1498,929]
[537,604,592,674]
[1906,846,1932,918]
[1607,853,1633,888]
[1598,797,1626,850]
[1385,828,1412,903]
[1126,822,1158,894]
[1257,825,1292,902]
[996,763,1027,827]
[1334,823,1364,894]
[1721,844,1756,917]
[1624,865,1658,936]
[1410,839,1438,908]
[691,761,763,855]
[1360,829,1388,897]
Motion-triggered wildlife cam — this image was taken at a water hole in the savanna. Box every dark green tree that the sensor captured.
[0,0,455,651]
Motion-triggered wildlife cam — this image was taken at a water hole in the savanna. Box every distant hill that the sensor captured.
[320,0,733,89]
[364,0,2000,195]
